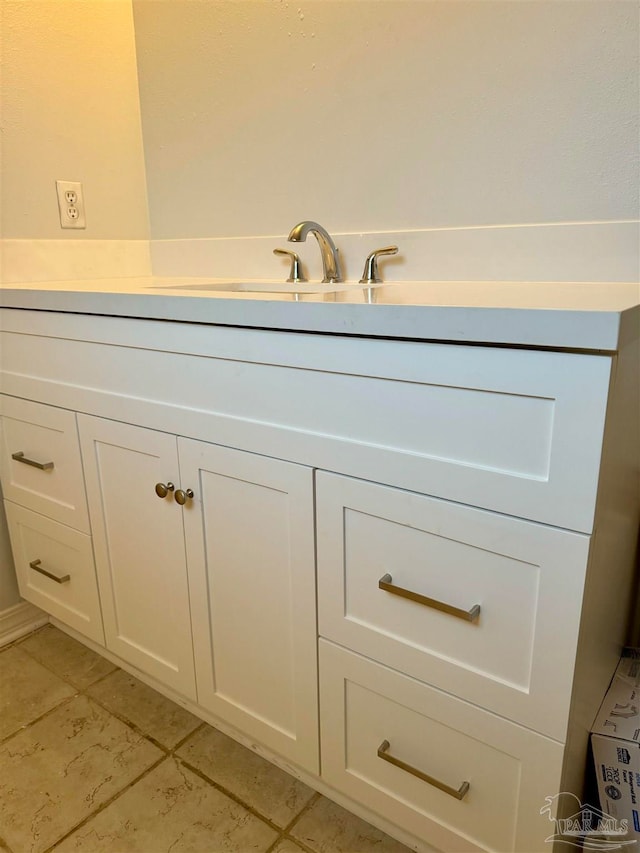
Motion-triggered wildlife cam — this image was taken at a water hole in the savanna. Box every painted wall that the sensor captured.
[0,0,150,605]
[1,1,636,281]
[1,0,149,241]
[132,0,638,264]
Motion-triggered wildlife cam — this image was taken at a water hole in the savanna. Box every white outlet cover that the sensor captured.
[56,180,86,229]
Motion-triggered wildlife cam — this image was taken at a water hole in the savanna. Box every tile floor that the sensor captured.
[0,624,413,853]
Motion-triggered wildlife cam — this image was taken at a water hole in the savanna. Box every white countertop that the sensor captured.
[1,277,638,351]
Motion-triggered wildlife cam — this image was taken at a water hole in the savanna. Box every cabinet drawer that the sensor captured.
[5,502,104,645]
[317,472,590,740]
[0,396,89,532]
[0,319,612,532]
[320,641,563,853]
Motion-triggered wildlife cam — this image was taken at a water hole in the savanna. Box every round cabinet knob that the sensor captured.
[155,482,175,499]
[174,488,194,506]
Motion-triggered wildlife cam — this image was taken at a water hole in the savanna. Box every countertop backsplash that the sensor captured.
[2,219,638,286]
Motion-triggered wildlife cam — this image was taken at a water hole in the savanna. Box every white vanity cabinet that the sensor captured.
[0,303,637,853]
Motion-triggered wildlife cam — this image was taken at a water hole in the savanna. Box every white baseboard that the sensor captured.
[0,601,48,646]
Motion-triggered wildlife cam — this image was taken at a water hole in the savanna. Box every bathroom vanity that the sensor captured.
[0,279,638,852]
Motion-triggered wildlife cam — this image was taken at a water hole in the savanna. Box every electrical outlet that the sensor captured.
[56,180,86,229]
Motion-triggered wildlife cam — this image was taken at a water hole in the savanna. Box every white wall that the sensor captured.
[0,1,636,281]
[1,0,150,253]
[132,0,638,281]
[0,0,151,604]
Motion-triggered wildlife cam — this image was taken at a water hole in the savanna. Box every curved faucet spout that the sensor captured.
[287,220,342,283]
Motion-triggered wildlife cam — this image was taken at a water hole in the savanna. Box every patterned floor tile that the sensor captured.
[0,644,75,740]
[0,694,162,853]
[87,668,201,749]
[290,795,414,853]
[177,725,315,828]
[271,839,309,853]
[54,756,278,852]
[19,625,117,689]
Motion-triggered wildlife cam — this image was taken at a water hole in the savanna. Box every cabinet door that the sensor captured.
[180,438,318,773]
[78,416,196,699]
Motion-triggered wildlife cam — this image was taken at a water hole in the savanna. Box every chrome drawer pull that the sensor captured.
[377,740,470,801]
[378,573,481,623]
[29,558,70,584]
[12,451,54,471]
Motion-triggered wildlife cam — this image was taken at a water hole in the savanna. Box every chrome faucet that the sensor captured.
[287,221,342,283]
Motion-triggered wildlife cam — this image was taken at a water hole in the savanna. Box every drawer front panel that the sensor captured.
[6,501,104,644]
[317,472,590,740]
[0,396,89,532]
[0,319,612,532]
[320,641,564,853]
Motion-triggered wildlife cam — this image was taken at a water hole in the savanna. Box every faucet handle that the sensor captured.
[359,246,398,284]
[274,248,307,283]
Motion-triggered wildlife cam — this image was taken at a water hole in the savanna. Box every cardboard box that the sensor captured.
[591,652,640,837]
